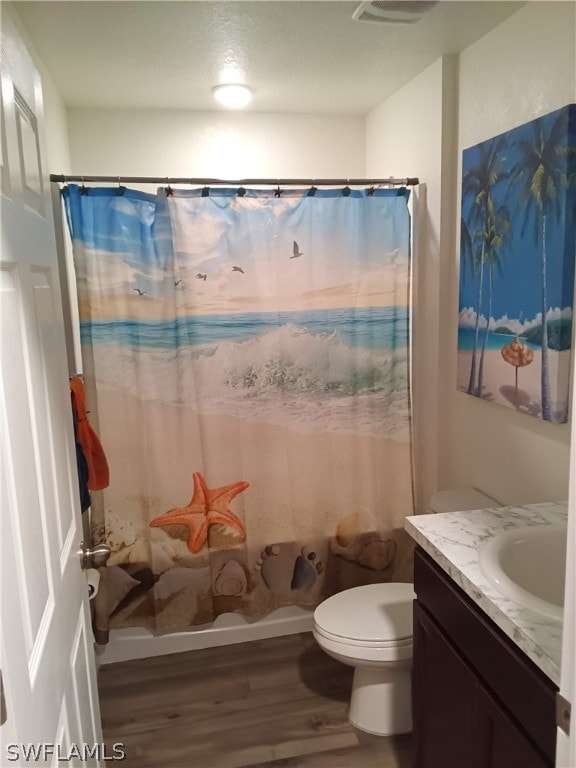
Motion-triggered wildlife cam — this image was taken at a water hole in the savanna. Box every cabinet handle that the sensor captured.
[556,692,571,735]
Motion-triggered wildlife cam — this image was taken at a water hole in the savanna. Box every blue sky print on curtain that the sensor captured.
[64,184,413,636]
[458,104,576,422]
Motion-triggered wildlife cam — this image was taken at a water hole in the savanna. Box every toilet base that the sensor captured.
[348,664,412,736]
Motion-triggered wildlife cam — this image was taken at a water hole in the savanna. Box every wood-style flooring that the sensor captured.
[98,632,412,768]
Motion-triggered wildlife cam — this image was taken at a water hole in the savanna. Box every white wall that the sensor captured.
[366,57,457,513]
[67,109,365,180]
[9,4,71,174]
[40,72,72,175]
[446,2,576,506]
[366,2,575,509]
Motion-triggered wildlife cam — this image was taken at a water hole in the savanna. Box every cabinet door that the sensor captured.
[413,602,480,768]
[414,600,552,768]
[414,547,557,764]
[477,684,549,768]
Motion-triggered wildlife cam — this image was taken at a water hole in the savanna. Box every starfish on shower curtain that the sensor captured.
[149,471,249,553]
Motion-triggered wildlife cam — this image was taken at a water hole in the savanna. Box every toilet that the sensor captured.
[313,582,415,736]
[313,487,500,736]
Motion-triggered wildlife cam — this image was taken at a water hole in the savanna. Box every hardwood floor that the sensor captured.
[98,632,413,768]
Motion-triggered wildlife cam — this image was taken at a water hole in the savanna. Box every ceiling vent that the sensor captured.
[353,1,438,24]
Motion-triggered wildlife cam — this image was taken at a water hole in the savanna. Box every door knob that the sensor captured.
[79,541,111,570]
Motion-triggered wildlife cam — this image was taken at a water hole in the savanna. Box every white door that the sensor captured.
[0,12,103,767]
[557,380,576,764]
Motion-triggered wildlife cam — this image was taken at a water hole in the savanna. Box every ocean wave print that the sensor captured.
[89,322,410,440]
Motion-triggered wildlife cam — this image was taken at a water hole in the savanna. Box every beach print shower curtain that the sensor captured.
[63,184,414,641]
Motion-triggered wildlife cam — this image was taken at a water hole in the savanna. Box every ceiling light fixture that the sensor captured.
[212,84,252,109]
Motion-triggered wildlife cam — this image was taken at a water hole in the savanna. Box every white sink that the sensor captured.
[478,524,567,620]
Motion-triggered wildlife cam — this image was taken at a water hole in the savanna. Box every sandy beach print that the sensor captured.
[457,347,571,421]
[94,385,415,630]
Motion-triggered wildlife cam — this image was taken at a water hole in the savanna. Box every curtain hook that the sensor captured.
[367,185,375,196]
[81,176,88,195]
[342,180,351,197]
[165,177,173,196]
[116,176,125,196]
[307,183,317,197]
[201,185,210,197]
[274,182,282,198]
[237,186,246,197]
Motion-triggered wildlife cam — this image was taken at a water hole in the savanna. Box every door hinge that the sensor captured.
[556,692,571,735]
[1,669,6,725]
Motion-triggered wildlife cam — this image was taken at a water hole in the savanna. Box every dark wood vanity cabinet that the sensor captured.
[413,547,558,768]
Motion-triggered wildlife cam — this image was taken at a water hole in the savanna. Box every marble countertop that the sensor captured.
[405,501,567,686]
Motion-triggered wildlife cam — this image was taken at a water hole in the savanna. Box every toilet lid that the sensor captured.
[314,583,415,643]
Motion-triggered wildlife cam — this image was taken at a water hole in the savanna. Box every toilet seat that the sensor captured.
[313,583,415,642]
[313,583,415,663]
[313,624,414,650]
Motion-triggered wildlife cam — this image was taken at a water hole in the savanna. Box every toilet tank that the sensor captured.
[427,487,501,514]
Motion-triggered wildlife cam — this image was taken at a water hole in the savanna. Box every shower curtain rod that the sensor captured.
[49,174,419,187]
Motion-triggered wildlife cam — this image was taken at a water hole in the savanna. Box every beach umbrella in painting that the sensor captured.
[501,338,534,402]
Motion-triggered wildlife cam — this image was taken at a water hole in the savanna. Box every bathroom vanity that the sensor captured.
[406,502,566,768]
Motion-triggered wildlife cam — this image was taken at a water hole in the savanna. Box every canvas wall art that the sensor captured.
[457,104,576,423]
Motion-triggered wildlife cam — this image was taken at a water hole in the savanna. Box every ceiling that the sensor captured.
[13,1,525,115]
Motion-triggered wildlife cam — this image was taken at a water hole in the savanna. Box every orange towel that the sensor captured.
[70,378,109,491]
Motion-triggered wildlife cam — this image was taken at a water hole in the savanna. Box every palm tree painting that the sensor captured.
[457,104,576,422]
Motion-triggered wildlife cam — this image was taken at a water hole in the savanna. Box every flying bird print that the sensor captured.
[195,273,207,281]
[290,241,303,259]
[174,279,182,287]
[232,266,244,274]
[133,288,147,296]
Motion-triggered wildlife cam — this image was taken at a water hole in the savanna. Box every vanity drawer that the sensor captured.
[414,547,558,760]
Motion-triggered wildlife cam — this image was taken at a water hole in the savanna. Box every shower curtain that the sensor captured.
[63,183,414,641]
